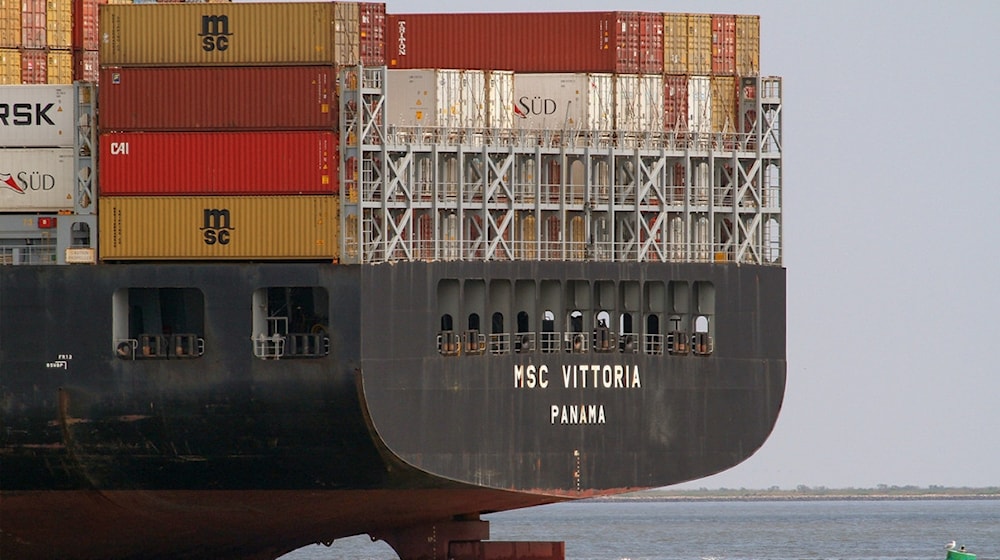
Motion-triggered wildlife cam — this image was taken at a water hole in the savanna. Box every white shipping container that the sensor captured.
[386,69,487,129]
[615,74,664,133]
[0,148,75,212]
[463,70,487,128]
[688,76,712,135]
[487,70,514,130]
[512,73,614,132]
[0,85,76,148]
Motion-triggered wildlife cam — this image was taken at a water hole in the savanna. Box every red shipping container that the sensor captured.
[663,75,688,131]
[360,2,385,67]
[99,131,339,196]
[387,12,663,73]
[711,14,736,76]
[21,0,47,49]
[72,0,99,51]
[21,49,47,84]
[99,66,337,131]
[74,49,99,82]
[614,12,664,74]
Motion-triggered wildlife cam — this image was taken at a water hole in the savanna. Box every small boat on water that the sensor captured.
[946,541,976,560]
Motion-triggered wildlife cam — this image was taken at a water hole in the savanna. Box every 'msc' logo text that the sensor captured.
[200,15,232,53]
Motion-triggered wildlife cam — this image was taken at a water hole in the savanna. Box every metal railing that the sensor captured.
[441,330,712,357]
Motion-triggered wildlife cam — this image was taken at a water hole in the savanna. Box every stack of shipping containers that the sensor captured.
[1,0,71,83]
[96,2,385,260]
[384,11,759,137]
[380,11,760,258]
[0,84,77,263]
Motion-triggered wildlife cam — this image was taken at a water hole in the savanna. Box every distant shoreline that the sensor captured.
[595,494,1000,502]
[592,487,1000,502]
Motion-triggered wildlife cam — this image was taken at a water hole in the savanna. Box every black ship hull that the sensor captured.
[0,261,785,559]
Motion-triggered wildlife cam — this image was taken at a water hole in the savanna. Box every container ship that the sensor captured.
[0,3,785,560]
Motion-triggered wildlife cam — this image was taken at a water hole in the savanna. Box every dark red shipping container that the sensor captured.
[663,75,688,131]
[21,0,47,49]
[360,2,385,67]
[98,66,337,131]
[711,14,736,76]
[99,131,339,196]
[21,49,47,84]
[72,0,99,51]
[387,12,663,73]
[74,49,99,83]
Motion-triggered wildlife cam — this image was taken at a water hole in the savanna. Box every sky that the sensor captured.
[248,0,1000,490]
[377,0,1000,490]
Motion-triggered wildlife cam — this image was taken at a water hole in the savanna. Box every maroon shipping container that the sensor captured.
[21,49,47,84]
[387,12,663,73]
[99,131,339,196]
[663,75,688,131]
[72,0,99,51]
[99,66,337,131]
[74,49,99,83]
[610,11,663,74]
[21,0,47,49]
[711,14,736,76]
[360,2,385,66]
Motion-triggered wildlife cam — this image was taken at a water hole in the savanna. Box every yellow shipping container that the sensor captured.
[736,15,760,77]
[99,2,360,66]
[47,51,73,84]
[47,0,73,49]
[99,196,340,261]
[687,14,711,75]
[711,76,736,133]
[0,0,20,48]
[0,48,19,84]
[663,13,687,75]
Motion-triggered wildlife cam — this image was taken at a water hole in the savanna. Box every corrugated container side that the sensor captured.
[736,15,760,76]
[388,12,654,73]
[99,3,336,66]
[99,195,340,260]
[99,132,339,195]
[711,14,736,76]
[688,76,711,134]
[334,2,359,67]
[511,73,614,132]
[0,49,21,84]
[581,73,614,132]
[487,70,514,130]
[99,66,337,131]
[73,0,99,50]
[710,75,736,132]
[20,49,47,84]
[663,74,688,131]
[0,147,75,211]
[47,51,73,84]
[687,14,711,75]
[663,13,687,74]
[47,0,72,48]
[464,70,487,128]
[73,49,99,82]
[610,11,660,73]
[638,12,664,74]
[386,69,479,129]
[0,0,21,48]
[359,2,385,66]
[21,0,47,49]
[615,74,663,133]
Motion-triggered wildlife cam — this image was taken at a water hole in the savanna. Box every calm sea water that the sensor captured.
[279,499,999,560]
